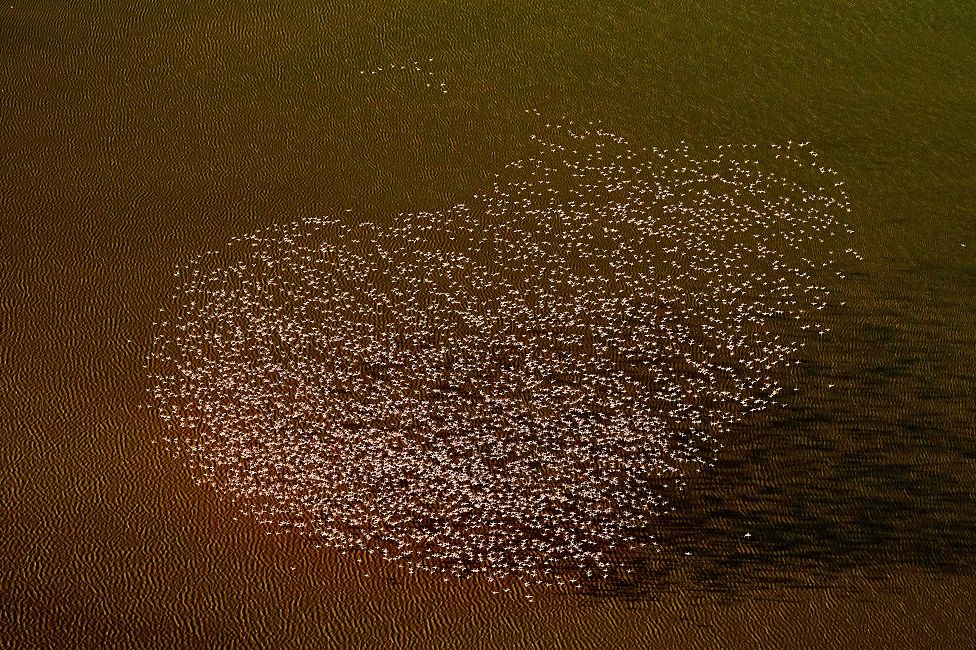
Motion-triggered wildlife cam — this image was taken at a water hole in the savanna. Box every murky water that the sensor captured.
[2,1,974,647]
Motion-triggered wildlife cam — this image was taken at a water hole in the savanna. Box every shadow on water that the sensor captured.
[583,269,976,601]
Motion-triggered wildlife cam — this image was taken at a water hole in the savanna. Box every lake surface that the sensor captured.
[2,1,974,647]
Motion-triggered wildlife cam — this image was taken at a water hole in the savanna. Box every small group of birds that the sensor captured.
[358,57,447,93]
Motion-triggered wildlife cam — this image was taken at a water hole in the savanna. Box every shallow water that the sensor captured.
[2,1,974,647]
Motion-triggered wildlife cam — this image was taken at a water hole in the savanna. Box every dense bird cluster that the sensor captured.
[147,121,855,587]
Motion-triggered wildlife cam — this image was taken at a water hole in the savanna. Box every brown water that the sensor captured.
[2,1,975,647]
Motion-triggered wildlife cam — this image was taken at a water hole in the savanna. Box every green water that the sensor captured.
[2,1,973,647]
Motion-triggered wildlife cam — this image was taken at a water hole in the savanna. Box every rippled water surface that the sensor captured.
[2,1,974,648]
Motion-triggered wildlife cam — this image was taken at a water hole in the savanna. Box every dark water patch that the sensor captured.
[581,277,976,599]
